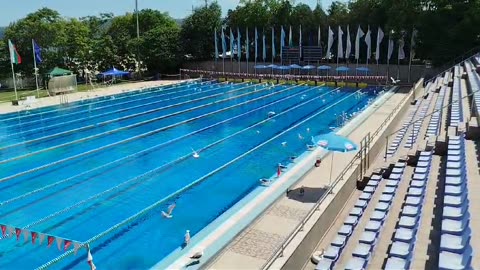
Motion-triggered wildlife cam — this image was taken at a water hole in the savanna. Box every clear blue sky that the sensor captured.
[0,0,337,26]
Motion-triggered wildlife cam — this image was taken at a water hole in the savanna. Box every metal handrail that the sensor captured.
[261,85,412,270]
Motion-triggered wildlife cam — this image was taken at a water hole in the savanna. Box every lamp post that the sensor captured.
[135,0,141,78]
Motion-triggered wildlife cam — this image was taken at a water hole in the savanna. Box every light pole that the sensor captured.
[135,0,141,78]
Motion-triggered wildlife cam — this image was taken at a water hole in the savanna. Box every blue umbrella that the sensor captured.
[289,64,302,69]
[318,65,332,70]
[254,65,268,69]
[312,132,358,185]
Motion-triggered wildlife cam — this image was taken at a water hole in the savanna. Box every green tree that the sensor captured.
[180,1,222,60]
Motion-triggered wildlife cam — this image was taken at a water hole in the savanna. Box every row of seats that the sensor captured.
[426,85,447,137]
[384,151,434,269]
[343,162,408,269]
[386,103,422,157]
[464,61,480,121]
[450,76,463,127]
[315,173,385,270]
[404,90,434,148]
[438,135,472,269]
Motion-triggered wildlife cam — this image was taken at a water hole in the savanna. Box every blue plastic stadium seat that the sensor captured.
[391,167,404,174]
[371,210,387,221]
[443,194,467,207]
[417,161,430,168]
[445,176,465,186]
[439,250,472,270]
[444,184,466,196]
[323,245,341,261]
[352,243,372,259]
[363,186,375,193]
[359,192,372,201]
[370,174,382,180]
[345,215,360,226]
[447,161,462,169]
[365,220,382,232]
[383,187,396,194]
[410,180,425,188]
[398,215,418,229]
[389,241,412,258]
[446,168,462,177]
[331,234,348,248]
[359,231,377,245]
[442,214,470,235]
[415,167,428,174]
[385,257,409,270]
[443,205,466,220]
[394,228,415,242]
[367,180,380,187]
[379,194,394,203]
[338,225,353,236]
[385,180,399,187]
[407,187,424,197]
[345,256,367,270]
[440,231,471,253]
[448,149,461,156]
[354,199,368,209]
[350,207,363,217]
[402,205,420,217]
[375,202,390,212]
[316,258,334,270]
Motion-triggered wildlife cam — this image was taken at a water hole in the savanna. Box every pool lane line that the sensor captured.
[0,82,290,180]
[0,83,273,165]
[0,85,322,209]
[0,79,209,124]
[0,81,227,136]
[18,85,337,233]
[34,87,359,270]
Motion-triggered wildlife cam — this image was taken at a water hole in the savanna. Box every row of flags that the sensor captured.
[0,224,84,254]
[214,26,417,63]
[7,39,43,65]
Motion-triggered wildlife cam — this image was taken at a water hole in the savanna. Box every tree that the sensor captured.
[180,1,222,60]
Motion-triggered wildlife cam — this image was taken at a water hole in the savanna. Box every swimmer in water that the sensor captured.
[281,142,287,147]
[191,147,200,158]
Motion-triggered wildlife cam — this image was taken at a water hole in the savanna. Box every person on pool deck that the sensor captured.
[184,230,191,246]
[315,158,322,167]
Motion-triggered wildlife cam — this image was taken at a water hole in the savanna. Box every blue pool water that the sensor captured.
[0,80,379,269]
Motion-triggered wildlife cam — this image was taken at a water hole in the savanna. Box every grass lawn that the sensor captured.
[0,80,133,104]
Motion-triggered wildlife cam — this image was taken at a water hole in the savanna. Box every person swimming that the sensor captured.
[162,202,176,218]
[191,147,200,158]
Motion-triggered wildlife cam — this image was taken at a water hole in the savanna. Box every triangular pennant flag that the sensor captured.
[64,240,72,251]
[1,225,6,237]
[31,232,38,245]
[39,233,46,245]
[15,228,22,241]
[56,238,63,251]
[47,236,55,248]
[23,229,30,242]
[73,242,82,255]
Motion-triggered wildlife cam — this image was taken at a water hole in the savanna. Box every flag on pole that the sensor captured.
[8,40,22,64]
[337,26,344,59]
[299,25,303,58]
[214,28,219,59]
[289,26,293,47]
[255,27,258,60]
[33,40,42,63]
[221,28,226,58]
[262,31,266,61]
[388,37,394,61]
[272,27,276,59]
[318,26,321,47]
[410,28,418,60]
[237,27,241,61]
[280,26,286,59]
[246,27,249,60]
[326,26,334,60]
[375,27,384,61]
[230,28,234,59]
[345,25,352,59]
[365,26,372,60]
[355,26,365,60]
[398,35,405,60]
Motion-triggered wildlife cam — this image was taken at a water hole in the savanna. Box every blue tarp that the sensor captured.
[100,67,130,77]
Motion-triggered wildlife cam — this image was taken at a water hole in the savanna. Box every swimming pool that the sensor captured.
[0,80,379,269]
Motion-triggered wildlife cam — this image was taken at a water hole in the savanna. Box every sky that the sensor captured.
[0,0,337,26]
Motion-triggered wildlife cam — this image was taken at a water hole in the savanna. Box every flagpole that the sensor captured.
[10,61,18,101]
[408,27,414,83]
[32,40,40,98]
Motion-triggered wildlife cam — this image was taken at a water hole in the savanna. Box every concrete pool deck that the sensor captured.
[201,87,415,270]
[0,80,188,115]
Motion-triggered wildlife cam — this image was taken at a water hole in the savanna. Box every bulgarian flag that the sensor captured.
[8,40,22,64]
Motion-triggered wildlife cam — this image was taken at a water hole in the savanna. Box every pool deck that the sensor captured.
[0,80,187,115]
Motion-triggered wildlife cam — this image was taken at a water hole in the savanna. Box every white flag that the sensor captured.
[387,37,394,61]
[318,26,321,47]
[355,26,364,60]
[289,26,293,47]
[345,25,351,59]
[365,27,372,60]
[410,28,418,60]
[326,26,334,60]
[337,26,344,59]
[398,36,405,60]
[375,27,384,61]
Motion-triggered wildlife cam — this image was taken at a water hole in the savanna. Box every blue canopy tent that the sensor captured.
[356,67,370,76]
[273,65,291,75]
[336,66,350,76]
[318,65,332,76]
[289,64,302,75]
[100,67,130,83]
